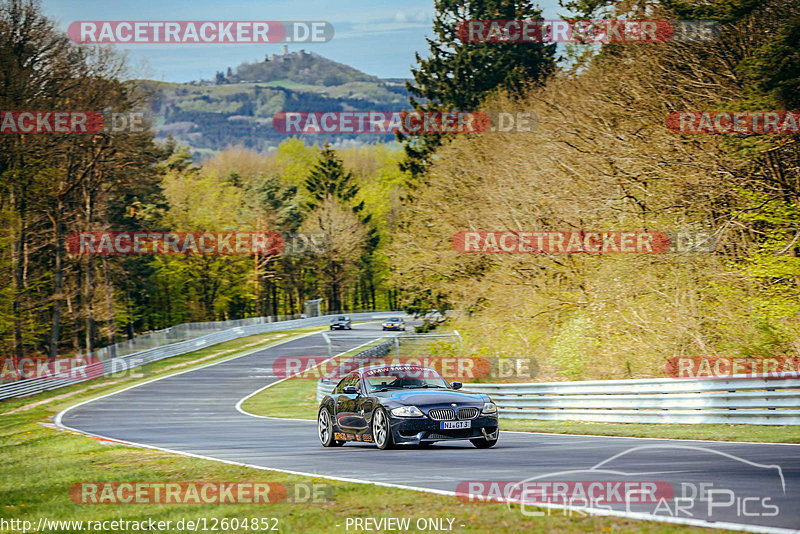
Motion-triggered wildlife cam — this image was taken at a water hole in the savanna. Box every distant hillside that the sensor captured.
[137,51,410,156]
[228,48,380,86]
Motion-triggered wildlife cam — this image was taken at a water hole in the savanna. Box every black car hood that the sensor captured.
[374,389,486,405]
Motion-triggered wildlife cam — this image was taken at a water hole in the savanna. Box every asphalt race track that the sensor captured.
[57,322,800,533]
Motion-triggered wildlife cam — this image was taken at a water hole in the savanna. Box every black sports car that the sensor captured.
[317,364,499,449]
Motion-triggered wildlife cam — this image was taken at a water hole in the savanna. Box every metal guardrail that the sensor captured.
[0,312,401,401]
[475,376,800,425]
[317,373,800,425]
[49,315,315,365]
[316,380,337,401]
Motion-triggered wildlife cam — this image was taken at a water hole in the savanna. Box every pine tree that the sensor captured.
[304,145,360,210]
[304,145,379,312]
[400,0,557,178]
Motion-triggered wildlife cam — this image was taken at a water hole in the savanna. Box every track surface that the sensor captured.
[58,323,800,532]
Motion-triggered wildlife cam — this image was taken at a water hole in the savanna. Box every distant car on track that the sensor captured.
[329,316,352,330]
[381,317,406,331]
[317,364,499,449]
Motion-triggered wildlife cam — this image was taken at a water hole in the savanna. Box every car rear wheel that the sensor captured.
[318,408,343,447]
[372,408,394,450]
[470,437,498,448]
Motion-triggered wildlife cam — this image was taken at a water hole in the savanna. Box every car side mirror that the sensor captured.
[451,382,462,390]
[343,386,359,395]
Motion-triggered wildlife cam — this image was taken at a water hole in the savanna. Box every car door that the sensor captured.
[355,375,375,441]
[334,373,362,437]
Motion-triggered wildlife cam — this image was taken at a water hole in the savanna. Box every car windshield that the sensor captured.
[387,317,401,322]
[363,366,449,390]
[336,316,347,320]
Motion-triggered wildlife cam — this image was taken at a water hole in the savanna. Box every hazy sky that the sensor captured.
[41,0,563,82]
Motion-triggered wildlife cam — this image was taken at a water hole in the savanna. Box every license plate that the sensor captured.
[440,420,471,430]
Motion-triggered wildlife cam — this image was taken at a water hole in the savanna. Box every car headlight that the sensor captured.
[390,405,424,417]
[482,402,498,414]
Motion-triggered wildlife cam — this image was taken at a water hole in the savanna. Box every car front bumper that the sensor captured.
[388,415,499,444]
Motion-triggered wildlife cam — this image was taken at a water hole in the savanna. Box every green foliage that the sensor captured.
[414,320,438,334]
[550,315,594,380]
[304,146,360,211]
[737,17,800,109]
[734,190,800,336]
[246,174,303,231]
[141,78,405,154]
[273,138,320,187]
[662,0,765,23]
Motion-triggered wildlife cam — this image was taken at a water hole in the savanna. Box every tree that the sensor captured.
[303,145,374,311]
[302,196,368,312]
[401,0,557,178]
[0,0,164,360]
[245,173,302,317]
[304,145,360,211]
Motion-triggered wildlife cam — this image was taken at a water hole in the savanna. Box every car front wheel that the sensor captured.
[372,408,394,450]
[318,408,344,447]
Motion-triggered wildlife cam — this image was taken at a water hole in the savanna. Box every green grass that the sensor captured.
[242,377,319,420]
[0,327,739,533]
